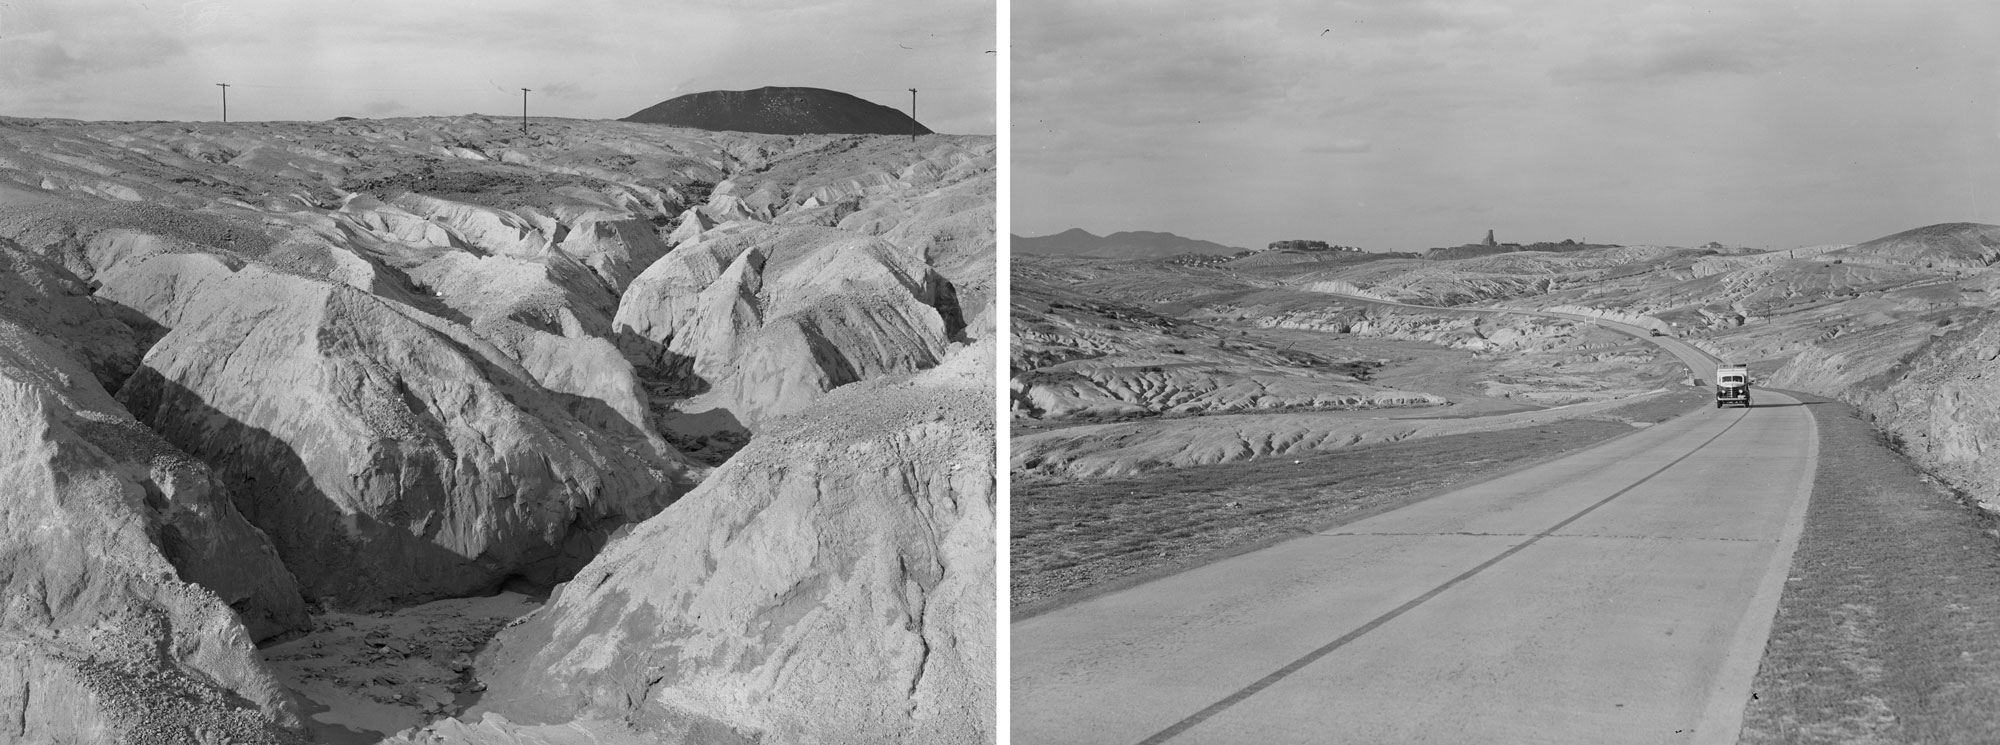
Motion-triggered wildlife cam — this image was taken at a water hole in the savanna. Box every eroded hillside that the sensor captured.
[1014,223,2000,516]
[0,115,992,743]
[1012,253,1683,479]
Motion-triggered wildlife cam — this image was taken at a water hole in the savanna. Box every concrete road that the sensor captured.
[1012,391,1818,745]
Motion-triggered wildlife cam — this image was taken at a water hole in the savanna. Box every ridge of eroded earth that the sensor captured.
[0,114,992,744]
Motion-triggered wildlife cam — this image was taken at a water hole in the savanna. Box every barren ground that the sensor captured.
[1012,388,1708,612]
[262,593,542,743]
[1738,392,2000,744]
[1015,230,2000,739]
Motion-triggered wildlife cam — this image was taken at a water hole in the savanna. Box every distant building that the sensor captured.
[1265,240,1363,252]
[1483,229,1497,247]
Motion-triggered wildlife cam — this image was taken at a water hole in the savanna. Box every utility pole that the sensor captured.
[216,83,229,122]
[520,88,531,134]
[908,88,917,143]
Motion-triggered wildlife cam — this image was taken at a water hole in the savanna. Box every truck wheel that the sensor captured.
[1715,402,1722,409]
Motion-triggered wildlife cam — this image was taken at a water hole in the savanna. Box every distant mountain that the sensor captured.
[1012,229,1246,259]
[623,86,929,136]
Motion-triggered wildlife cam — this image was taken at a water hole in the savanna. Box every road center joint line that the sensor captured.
[1319,531,1771,543]
[1131,411,1753,745]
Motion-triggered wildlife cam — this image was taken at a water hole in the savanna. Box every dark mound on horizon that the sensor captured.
[623,86,931,136]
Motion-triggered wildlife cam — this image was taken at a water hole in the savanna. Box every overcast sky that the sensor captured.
[1015,0,2000,251]
[0,0,994,134]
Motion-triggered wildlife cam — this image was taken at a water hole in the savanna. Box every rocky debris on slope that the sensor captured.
[0,322,305,743]
[615,223,960,430]
[409,340,994,745]
[623,86,931,136]
[261,593,542,741]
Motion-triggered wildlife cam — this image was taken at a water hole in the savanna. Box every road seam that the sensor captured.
[1689,391,1820,745]
[1320,531,1770,542]
[1133,411,1751,745]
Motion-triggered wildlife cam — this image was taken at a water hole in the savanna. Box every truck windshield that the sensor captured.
[1721,375,1745,383]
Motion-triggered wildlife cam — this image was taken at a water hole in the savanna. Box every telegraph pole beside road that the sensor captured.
[521,88,531,134]
[217,83,229,122]
[909,88,917,142]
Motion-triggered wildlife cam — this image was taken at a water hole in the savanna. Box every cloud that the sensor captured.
[1548,5,1802,86]
[1313,0,1523,40]
[1015,2,1323,129]
[0,17,188,86]
[1305,139,1372,154]
[1011,120,1174,175]
[537,81,594,101]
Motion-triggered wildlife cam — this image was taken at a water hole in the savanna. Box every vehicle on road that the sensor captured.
[1649,329,1665,337]
[1716,364,1751,408]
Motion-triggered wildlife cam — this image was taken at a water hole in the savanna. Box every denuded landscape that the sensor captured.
[1012,225,2000,742]
[0,112,993,744]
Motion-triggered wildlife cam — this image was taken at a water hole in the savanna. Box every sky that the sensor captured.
[1014,0,2000,251]
[0,0,995,134]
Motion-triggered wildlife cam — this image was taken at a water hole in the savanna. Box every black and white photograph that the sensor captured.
[13,0,2000,742]
[1011,0,2000,743]
[0,0,993,742]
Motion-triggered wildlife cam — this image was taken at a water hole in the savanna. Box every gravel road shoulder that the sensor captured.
[1738,391,2000,744]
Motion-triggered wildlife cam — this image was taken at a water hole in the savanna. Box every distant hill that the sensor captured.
[1013,229,1246,259]
[1828,222,2000,269]
[623,86,929,136]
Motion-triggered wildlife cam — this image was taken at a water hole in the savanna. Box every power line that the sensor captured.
[226,84,498,93]
[220,83,991,95]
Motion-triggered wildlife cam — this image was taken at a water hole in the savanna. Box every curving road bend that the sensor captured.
[1310,291,1726,382]
[1012,387,1818,743]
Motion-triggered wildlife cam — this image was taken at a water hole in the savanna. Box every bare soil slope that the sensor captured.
[1016,223,2000,738]
[1012,255,1681,479]
[0,115,992,742]
[422,340,994,745]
